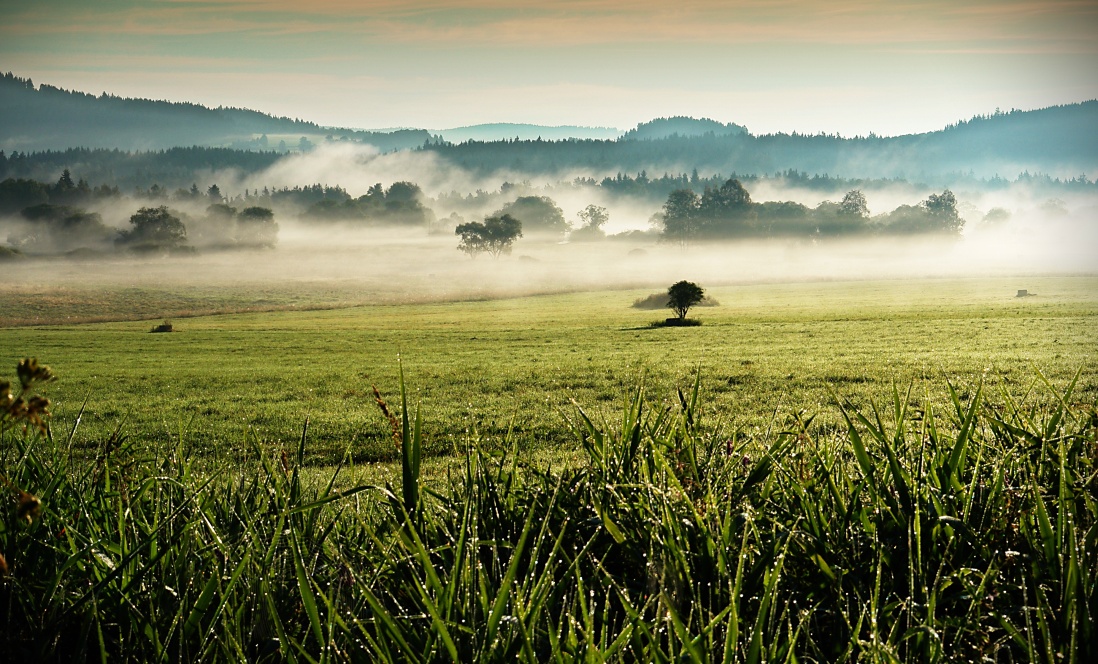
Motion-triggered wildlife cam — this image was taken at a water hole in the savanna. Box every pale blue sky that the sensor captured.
[3,0,1096,135]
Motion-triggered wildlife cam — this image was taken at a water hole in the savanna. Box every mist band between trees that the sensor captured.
[2,167,968,261]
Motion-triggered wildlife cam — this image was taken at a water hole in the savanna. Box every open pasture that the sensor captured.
[1,274,1094,467]
[1,274,1096,661]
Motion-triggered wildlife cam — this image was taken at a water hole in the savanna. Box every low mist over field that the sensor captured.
[2,138,1095,324]
[2,76,1094,320]
[2,193,1094,327]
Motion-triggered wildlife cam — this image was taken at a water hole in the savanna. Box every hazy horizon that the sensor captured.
[2,1,1096,138]
[2,0,1095,299]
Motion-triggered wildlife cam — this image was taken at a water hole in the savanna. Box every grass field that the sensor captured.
[1,274,1094,469]
[1,272,1095,660]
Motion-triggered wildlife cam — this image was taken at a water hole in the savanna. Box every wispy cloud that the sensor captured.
[4,0,1095,53]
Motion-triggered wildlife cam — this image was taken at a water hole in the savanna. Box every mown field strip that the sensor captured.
[0,274,1094,466]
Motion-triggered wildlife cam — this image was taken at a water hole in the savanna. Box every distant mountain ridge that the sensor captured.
[435,123,623,143]
[421,101,1098,180]
[1,72,1094,182]
[0,72,432,152]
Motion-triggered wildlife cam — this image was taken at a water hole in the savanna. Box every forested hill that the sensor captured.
[2,70,1094,182]
[0,73,431,152]
[425,103,1098,180]
[621,117,747,140]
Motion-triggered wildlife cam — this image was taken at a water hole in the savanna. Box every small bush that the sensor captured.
[632,292,719,309]
[652,317,702,327]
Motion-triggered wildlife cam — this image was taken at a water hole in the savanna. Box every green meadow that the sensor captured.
[1,274,1094,467]
[1,273,1096,661]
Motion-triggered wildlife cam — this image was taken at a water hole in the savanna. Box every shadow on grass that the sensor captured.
[620,318,705,331]
[650,317,703,328]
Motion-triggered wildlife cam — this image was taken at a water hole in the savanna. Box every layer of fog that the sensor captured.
[2,141,1094,309]
[5,211,1094,311]
[215,143,1095,230]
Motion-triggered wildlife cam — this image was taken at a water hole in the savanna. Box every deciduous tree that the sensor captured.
[493,196,568,236]
[117,206,187,250]
[571,204,609,241]
[456,214,522,258]
[236,206,279,248]
[667,280,705,320]
[838,190,868,219]
[660,189,701,246]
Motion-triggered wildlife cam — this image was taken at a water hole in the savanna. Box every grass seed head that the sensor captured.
[372,386,402,447]
[16,358,55,391]
[16,492,41,524]
[23,396,51,435]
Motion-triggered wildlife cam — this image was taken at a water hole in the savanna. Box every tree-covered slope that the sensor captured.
[2,71,1094,182]
[426,102,1098,179]
[0,73,431,152]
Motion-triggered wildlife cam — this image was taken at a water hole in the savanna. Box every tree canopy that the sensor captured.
[570,204,609,241]
[577,204,608,230]
[658,179,757,242]
[657,183,966,242]
[9,203,112,252]
[455,214,523,258]
[302,181,434,226]
[236,206,279,248]
[667,281,705,320]
[880,189,963,234]
[492,196,568,237]
[117,206,188,251]
[660,189,702,246]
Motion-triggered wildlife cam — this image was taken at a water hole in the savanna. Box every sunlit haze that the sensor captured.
[3,0,1097,136]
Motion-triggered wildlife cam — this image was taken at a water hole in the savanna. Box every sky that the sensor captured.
[2,0,1097,137]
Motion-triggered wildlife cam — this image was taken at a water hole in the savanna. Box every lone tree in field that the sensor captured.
[117,206,187,250]
[235,206,279,248]
[667,280,705,320]
[455,214,523,258]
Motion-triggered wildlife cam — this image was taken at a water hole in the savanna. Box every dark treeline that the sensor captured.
[0,163,1078,262]
[3,70,1096,183]
[6,146,1083,225]
[0,166,1080,253]
[1,199,278,259]
[0,72,431,152]
[293,182,436,227]
[21,174,429,231]
[423,101,1098,180]
[654,179,964,243]
[580,169,915,201]
[131,180,435,228]
[0,169,121,216]
[0,147,286,191]
[0,170,278,259]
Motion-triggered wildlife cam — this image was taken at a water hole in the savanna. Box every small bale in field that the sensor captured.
[150,320,174,333]
[1016,289,1029,297]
